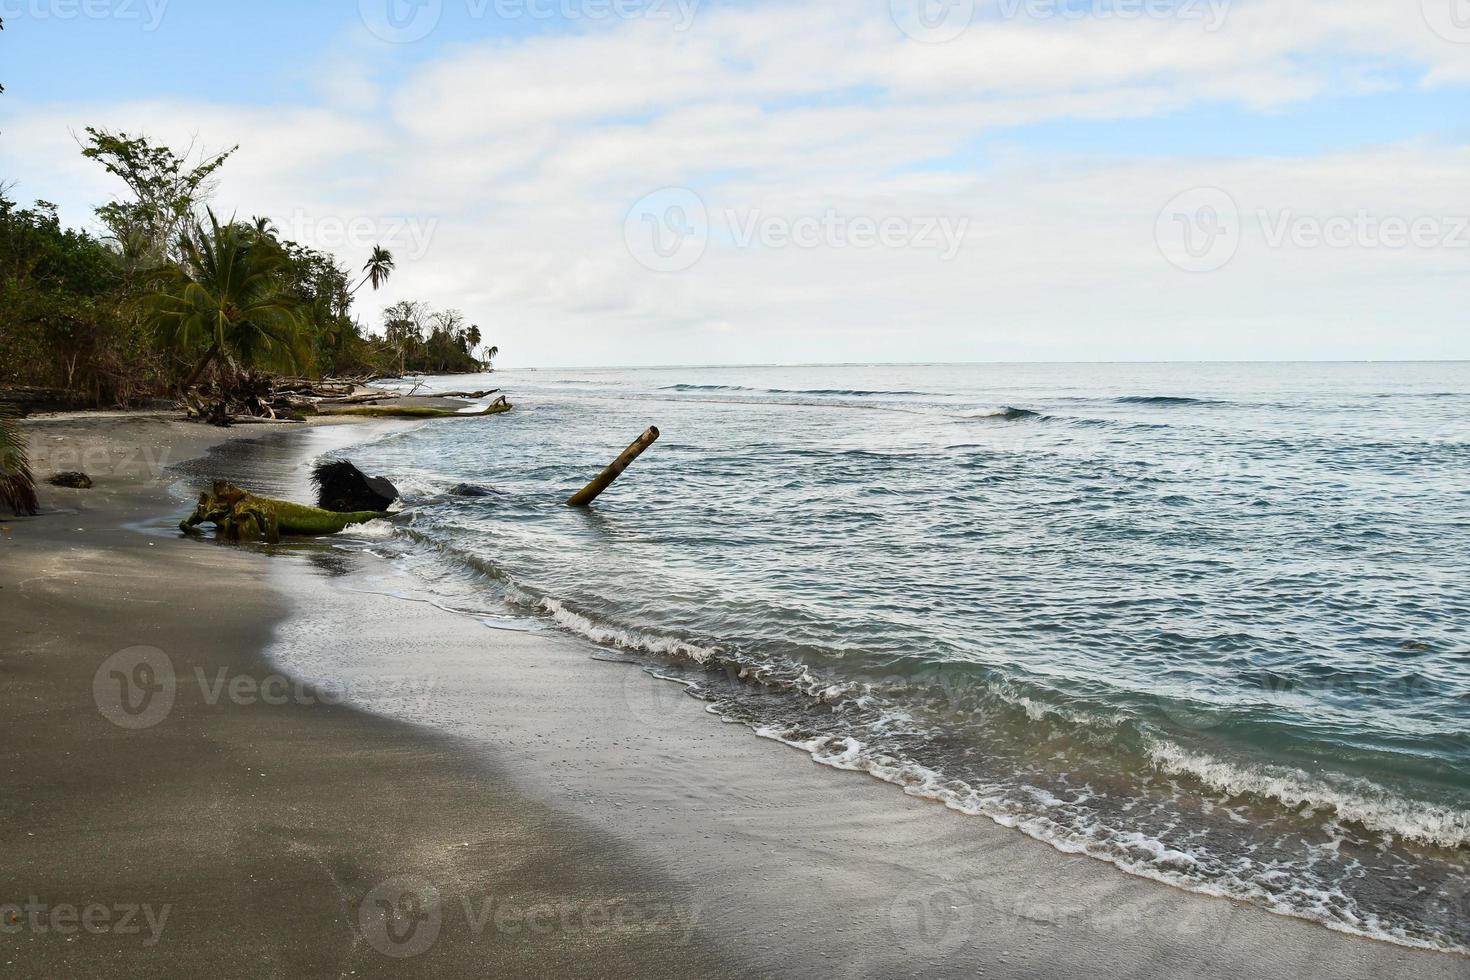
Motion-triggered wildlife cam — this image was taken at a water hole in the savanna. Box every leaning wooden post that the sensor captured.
[567,427,660,507]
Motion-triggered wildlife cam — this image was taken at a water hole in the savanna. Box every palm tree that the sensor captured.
[250,215,276,239]
[144,209,308,389]
[465,324,482,359]
[0,405,38,516]
[351,245,394,295]
[485,345,498,367]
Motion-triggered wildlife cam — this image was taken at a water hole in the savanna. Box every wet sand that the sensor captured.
[271,553,1469,980]
[1,415,745,978]
[2,414,1465,978]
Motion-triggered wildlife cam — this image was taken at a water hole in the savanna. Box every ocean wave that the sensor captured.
[342,519,398,541]
[958,406,1041,421]
[1114,395,1223,406]
[749,724,1466,954]
[765,387,928,397]
[1145,740,1470,849]
[497,575,1470,859]
[344,512,1470,954]
[664,383,930,397]
[538,597,726,665]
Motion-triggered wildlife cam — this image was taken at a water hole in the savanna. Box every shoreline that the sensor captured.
[2,414,745,978]
[269,533,1470,978]
[3,411,1465,977]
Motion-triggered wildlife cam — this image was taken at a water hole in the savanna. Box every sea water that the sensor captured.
[338,362,1468,951]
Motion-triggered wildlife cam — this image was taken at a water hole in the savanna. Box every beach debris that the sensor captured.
[0,405,39,516]
[178,371,511,425]
[48,471,94,489]
[415,388,500,400]
[179,481,384,543]
[312,459,399,513]
[567,426,660,507]
[311,396,511,419]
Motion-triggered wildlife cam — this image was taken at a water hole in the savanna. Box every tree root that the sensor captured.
[179,481,385,543]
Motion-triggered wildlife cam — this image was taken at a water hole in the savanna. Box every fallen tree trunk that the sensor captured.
[313,396,512,419]
[179,481,384,543]
[314,392,399,406]
[430,388,500,399]
[567,426,660,507]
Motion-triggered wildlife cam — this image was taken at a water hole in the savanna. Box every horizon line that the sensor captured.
[483,358,1470,372]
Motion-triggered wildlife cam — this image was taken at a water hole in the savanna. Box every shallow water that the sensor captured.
[320,362,1465,951]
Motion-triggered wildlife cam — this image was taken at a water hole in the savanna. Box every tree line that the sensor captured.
[0,128,494,408]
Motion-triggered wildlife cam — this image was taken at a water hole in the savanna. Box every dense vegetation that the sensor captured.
[0,129,493,408]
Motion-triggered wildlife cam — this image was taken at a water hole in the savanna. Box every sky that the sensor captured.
[1,0,1468,367]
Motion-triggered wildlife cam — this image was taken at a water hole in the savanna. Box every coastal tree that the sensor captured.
[352,245,394,295]
[142,209,308,389]
[376,300,482,375]
[5,129,489,407]
[81,128,237,269]
[0,190,159,403]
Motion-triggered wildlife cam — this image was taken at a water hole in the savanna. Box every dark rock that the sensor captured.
[311,459,399,513]
[448,484,501,497]
[49,472,93,489]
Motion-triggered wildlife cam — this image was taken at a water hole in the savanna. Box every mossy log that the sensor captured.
[567,426,660,507]
[179,481,385,543]
[313,396,512,419]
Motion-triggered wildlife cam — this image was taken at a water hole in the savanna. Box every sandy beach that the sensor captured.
[3,413,1465,979]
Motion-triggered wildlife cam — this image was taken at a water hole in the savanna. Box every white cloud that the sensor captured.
[1,0,1467,365]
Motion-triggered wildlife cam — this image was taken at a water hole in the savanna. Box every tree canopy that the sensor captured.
[0,129,492,406]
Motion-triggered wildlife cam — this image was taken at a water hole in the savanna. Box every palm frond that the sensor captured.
[0,405,39,517]
[141,207,310,379]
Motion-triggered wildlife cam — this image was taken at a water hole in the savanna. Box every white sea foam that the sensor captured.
[345,519,397,540]
[538,597,722,664]
[742,720,1468,955]
[1145,739,1470,849]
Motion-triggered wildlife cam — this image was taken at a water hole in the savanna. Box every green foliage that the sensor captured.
[353,245,395,295]
[2,127,496,407]
[254,229,365,376]
[81,127,237,268]
[0,192,166,402]
[142,210,309,383]
[0,405,39,516]
[379,300,483,375]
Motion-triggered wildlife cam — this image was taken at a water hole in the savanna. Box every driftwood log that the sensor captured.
[177,373,509,425]
[179,482,384,543]
[567,427,660,507]
[312,396,511,419]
